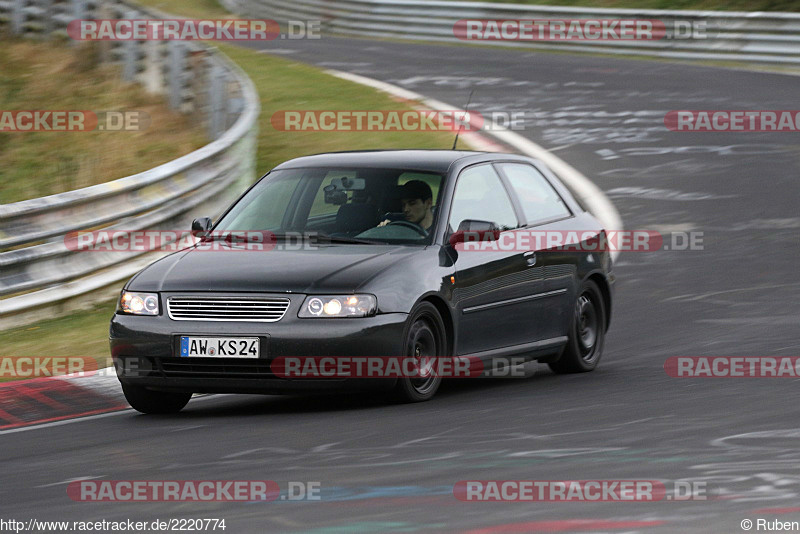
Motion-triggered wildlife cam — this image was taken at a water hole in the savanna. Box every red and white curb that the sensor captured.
[0,368,127,431]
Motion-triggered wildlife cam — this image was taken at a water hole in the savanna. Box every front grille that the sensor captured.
[158,357,277,379]
[167,297,291,322]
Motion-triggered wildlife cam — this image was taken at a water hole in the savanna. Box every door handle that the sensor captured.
[523,251,536,266]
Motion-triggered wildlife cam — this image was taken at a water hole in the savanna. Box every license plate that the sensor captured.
[179,337,259,358]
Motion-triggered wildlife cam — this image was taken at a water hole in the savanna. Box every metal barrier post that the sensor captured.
[69,0,85,48]
[208,62,225,140]
[40,0,52,35]
[11,0,23,34]
[143,40,164,94]
[71,0,83,21]
[168,40,186,110]
[121,10,137,81]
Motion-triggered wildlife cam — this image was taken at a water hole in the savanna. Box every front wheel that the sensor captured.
[122,384,192,414]
[548,280,606,374]
[392,302,446,402]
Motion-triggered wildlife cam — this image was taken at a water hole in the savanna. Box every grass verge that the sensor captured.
[0,40,207,204]
[0,300,116,382]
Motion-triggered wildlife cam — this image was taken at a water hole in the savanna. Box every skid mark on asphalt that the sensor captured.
[730,218,800,230]
[664,282,800,302]
[752,507,800,514]
[597,158,733,177]
[162,439,688,474]
[462,519,667,533]
[34,476,105,488]
[605,187,735,201]
[679,429,800,503]
[294,521,445,533]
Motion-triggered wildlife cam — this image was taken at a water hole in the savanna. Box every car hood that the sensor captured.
[128,243,422,294]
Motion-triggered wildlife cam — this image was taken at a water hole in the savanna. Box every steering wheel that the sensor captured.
[388,220,428,236]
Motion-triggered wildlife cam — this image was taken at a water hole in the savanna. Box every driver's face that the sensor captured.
[401,197,431,224]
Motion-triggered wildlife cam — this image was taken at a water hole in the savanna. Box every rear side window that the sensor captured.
[448,164,519,231]
[498,163,571,225]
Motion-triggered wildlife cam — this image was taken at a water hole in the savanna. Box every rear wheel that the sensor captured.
[548,279,606,374]
[392,302,446,402]
[122,384,191,414]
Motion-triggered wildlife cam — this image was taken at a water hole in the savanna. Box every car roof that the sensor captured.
[271,149,499,173]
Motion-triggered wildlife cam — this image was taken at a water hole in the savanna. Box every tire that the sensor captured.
[392,301,446,402]
[548,279,606,374]
[122,384,192,414]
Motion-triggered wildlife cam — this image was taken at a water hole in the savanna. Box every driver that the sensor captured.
[377,180,434,232]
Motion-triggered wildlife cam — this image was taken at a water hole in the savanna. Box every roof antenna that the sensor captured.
[452,89,475,150]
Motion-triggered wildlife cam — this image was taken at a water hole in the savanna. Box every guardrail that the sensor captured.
[0,0,260,327]
[221,0,800,65]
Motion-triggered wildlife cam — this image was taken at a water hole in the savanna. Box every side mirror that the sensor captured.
[449,219,500,246]
[191,217,213,238]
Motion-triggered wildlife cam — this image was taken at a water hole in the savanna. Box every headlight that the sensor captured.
[299,295,376,318]
[118,291,160,316]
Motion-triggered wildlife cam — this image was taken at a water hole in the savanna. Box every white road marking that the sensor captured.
[0,394,222,436]
[257,49,298,55]
[0,409,132,435]
[35,476,105,488]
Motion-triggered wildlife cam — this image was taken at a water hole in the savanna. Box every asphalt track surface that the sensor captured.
[3,37,800,533]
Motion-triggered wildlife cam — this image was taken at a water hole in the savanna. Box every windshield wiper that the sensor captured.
[199,232,382,245]
[311,233,382,245]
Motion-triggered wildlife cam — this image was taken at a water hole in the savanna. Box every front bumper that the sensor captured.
[110,306,408,395]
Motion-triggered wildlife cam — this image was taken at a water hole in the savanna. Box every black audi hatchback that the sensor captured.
[110,150,614,413]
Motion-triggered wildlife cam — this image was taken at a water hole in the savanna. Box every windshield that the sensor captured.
[215,167,445,245]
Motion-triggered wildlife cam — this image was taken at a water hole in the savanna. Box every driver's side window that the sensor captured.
[448,164,518,231]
